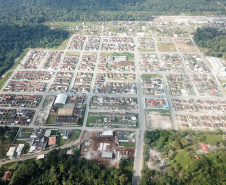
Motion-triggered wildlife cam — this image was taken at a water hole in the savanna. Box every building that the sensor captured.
[2,169,13,181]
[101,151,113,159]
[118,131,130,142]
[49,136,57,146]
[102,130,113,136]
[200,143,209,153]
[61,129,69,139]
[6,147,16,158]
[44,129,51,137]
[145,97,169,110]
[208,57,226,71]
[37,154,46,160]
[16,144,25,156]
[54,93,67,105]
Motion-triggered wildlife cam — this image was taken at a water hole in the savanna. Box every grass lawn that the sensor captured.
[157,42,177,52]
[204,135,223,144]
[174,150,191,169]
[50,130,58,136]
[119,142,136,148]
[141,74,161,79]
[46,113,57,124]
[21,128,33,132]
[51,36,71,50]
[139,48,155,52]
[14,140,27,145]
[0,71,13,90]
[0,162,18,171]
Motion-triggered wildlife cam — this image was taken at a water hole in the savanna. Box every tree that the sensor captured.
[181,138,188,147]
[119,174,128,185]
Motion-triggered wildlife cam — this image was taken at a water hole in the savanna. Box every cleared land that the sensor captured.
[176,41,197,52]
[35,96,55,126]
[145,110,172,129]
[157,42,176,52]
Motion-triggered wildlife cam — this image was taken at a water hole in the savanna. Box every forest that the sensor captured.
[194,27,226,59]
[140,130,226,185]
[0,0,225,23]
[0,149,132,185]
[0,24,69,77]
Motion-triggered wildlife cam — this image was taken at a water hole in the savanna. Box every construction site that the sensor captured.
[80,130,135,168]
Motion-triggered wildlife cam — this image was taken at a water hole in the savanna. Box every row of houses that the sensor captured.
[5,81,47,92]
[13,71,53,80]
[90,96,138,110]
[172,98,226,113]
[0,94,42,107]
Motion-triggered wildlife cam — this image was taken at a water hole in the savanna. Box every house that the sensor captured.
[61,129,69,139]
[6,147,16,159]
[49,136,57,146]
[2,169,13,181]
[200,143,209,153]
[118,131,130,142]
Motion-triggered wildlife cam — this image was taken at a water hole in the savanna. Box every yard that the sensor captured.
[58,129,81,146]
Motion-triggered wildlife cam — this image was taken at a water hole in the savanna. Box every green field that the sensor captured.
[119,142,136,148]
[204,135,223,144]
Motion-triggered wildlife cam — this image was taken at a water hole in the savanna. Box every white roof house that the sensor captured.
[16,144,25,156]
[44,129,51,137]
[28,146,37,153]
[54,94,67,105]
[6,147,16,158]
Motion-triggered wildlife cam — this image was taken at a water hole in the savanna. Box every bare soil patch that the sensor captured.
[176,41,197,52]
[145,110,172,129]
[80,131,134,168]
[157,42,176,52]
[35,95,55,125]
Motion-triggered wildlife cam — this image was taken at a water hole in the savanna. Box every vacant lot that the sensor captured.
[145,110,172,129]
[157,42,176,52]
[35,96,55,125]
[176,41,197,52]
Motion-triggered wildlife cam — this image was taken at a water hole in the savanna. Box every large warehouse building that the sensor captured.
[208,57,226,71]
[54,94,67,105]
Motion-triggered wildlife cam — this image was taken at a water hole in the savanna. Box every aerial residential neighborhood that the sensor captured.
[0,14,225,185]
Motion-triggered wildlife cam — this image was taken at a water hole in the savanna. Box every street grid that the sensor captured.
[0,23,226,185]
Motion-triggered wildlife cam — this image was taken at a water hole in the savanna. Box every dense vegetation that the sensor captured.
[194,27,226,59]
[0,24,68,77]
[0,149,132,185]
[0,0,225,24]
[140,130,226,185]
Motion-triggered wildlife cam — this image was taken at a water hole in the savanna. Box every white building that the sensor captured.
[102,130,113,136]
[6,147,16,158]
[16,144,25,156]
[54,94,67,105]
[208,57,226,71]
